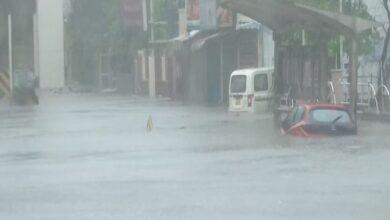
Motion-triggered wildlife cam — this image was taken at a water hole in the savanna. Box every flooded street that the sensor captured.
[1,94,390,220]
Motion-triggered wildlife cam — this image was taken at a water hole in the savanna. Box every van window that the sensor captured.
[231,75,247,93]
[254,74,268,92]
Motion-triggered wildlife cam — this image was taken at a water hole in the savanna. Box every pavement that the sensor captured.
[0,93,390,220]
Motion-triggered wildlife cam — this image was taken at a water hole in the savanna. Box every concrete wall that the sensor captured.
[36,0,65,88]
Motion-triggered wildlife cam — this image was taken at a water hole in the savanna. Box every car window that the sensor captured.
[254,74,268,92]
[310,109,351,124]
[231,75,247,93]
[287,106,304,126]
[286,107,297,126]
[295,107,305,122]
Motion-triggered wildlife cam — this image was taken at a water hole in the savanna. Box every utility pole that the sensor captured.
[8,14,13,95]
[147,0,155,97]
[34,13,39,85]
[340,0,344,71]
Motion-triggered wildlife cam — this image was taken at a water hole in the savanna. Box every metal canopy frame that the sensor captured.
[221,0,380,37]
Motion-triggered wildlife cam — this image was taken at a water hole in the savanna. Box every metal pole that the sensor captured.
[258,25,264,67]
[150,0,154,42]
[237,38,241,68]
[381,57,385,111]
[320,36,328,100]
[220,41,224,104]
[273,32,281,129]
[8,14,13,94]
[350,37,358,119]
[339,0,344,71]
[33,13,39,84]
[148,49,156,97]
[143,0,148,32]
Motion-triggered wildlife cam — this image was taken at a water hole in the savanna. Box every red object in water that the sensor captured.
[282,103,357,138]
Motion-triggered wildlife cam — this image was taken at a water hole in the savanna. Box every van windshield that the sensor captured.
[231,75,247,93]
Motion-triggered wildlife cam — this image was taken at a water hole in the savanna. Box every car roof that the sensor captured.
[300,103,349,111]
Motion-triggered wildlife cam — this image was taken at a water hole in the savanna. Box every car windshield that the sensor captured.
[310,108,351,124]
[231,75,247,93]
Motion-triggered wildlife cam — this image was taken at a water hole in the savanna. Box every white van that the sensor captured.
[229,67,274,113]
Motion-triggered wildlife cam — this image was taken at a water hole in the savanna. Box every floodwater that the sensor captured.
[0,93,390,220]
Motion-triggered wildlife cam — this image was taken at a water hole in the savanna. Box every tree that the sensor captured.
[281,0,378,68]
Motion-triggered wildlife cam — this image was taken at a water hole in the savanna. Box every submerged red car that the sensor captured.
[282,103,357,138]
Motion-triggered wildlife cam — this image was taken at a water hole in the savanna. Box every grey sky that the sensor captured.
[365,0,386,22]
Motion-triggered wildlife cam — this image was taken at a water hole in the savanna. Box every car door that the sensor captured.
[283,106,305,134]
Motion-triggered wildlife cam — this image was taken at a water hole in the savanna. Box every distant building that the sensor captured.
[0,0,65,93]
[134,0,275,105]
[36,0,65,88]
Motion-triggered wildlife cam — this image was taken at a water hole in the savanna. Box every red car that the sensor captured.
[282,103,357,138]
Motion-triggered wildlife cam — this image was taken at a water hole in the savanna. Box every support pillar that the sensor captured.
[33,13,39,82]
[273,32,282,129]
[8,14,13,94]
[350,37,358,119]
[320,36,329,101]
[220,41,224,104]
[148,49,156,97]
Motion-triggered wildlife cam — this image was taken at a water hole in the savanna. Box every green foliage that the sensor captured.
[342,0,381,56]
[151,0,181,40]
[281,0,379,66]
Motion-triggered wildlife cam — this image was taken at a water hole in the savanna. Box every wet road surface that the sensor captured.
[1,94,390,220]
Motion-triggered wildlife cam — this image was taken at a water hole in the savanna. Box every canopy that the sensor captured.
[221,0,381,36]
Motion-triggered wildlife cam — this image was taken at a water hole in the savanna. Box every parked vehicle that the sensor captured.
[282,103,357,138]
[229,67,274,113]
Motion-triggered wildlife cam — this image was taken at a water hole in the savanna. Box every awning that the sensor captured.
[191,31,233,51]
[221,0,382,36]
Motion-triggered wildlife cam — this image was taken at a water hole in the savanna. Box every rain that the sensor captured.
[1,0,390,219]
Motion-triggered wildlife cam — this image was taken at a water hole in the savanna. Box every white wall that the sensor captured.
[37,0,65,88]
[262,26,274,68]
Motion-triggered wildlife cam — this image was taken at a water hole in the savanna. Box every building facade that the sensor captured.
[36,0,65,88]
[134,0,275,105]
[0,0,65,96]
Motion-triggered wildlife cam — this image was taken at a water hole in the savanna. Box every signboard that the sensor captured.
[200,0,217,30]
[187,0,200,29]
[199,0,234,31]
[122,0,145,30]
[188,0,200,21]
[217,4,234,29]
